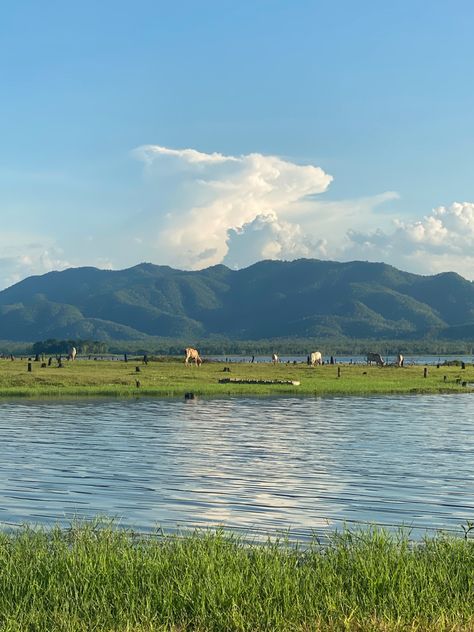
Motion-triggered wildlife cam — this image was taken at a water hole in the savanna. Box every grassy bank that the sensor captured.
[0,523,473,631]
[0,357,473,398]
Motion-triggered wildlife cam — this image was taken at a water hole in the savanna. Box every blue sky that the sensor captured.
[1,0,474,287]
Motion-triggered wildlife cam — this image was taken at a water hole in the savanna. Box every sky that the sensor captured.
[1,0,474,289]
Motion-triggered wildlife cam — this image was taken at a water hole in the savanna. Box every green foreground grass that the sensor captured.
[0,357,473,398]
[0,523,473,631]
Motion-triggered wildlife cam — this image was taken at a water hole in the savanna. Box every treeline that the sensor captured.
[31,339,108,355]
[107,336,474,356]
[1,336,473,358]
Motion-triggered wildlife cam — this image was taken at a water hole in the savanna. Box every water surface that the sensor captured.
[1,395,473,538]
[209,354,474,365]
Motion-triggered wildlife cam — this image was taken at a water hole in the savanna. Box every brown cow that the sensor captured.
[185,347,202,366]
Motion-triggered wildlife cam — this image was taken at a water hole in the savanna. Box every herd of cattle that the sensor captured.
[4,346,402,366]
[64,346,405,368]
[184,347,403,367]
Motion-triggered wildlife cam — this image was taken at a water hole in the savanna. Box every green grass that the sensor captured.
[0,523,473,631]
[0,358,473,398]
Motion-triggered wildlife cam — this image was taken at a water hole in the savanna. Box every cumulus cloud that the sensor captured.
[343,202,474,277]
[133,145,333,268]
[0,232,116,290]
[0,236,71,289]
[224,212,328,268]
[132,144,474,278]
[3,142,474,290]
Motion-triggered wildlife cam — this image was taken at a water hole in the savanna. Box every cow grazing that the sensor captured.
[310,351,322,366]
[68,346,77,361]
[396,353,404,367]
[272,353,279,364]
[185,347,202,366]
[367,352,385,366]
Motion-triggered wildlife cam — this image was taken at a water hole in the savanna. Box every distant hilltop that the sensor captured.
[0,259,473,342]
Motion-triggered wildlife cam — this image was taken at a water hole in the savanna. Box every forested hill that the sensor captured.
[0,259,473,342]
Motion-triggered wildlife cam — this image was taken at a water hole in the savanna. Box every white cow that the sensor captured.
[68,346,77,361]
[396,353,404,367]
[185,347,202,366]
[310,351,322,366]
[271,353,279,364]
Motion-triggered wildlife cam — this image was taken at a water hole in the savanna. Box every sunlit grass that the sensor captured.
[0,357,472,398]
[0,523,473,630]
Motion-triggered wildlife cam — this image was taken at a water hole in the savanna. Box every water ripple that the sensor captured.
[0,394,473,537]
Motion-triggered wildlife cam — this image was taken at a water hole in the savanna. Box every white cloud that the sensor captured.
[0,237,71,289]
[132,144,474,278]
[133,145,333,269]
[0,232,116,290]
[134,144,237,166]
[0,145,406,287]
[224,212,328,268]
[343,202,474,278]
[2,143,474,290]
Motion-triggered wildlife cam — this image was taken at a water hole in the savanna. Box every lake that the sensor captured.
[209,354,474,365]
[1,394,473,539]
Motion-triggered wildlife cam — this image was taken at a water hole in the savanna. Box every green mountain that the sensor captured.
[0,259,473,341]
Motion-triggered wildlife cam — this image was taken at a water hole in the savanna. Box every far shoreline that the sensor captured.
[0,358,473,399]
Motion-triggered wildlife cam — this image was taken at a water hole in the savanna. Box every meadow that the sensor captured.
[0,356,472,397]
[0,523,473,631]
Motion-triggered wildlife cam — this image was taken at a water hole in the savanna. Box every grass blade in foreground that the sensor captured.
[0,524,473,630]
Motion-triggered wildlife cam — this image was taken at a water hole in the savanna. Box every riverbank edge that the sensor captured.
[0,523,473,631]
[0,384,473,398]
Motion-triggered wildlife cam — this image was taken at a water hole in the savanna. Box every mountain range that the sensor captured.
[0,259,473,342]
